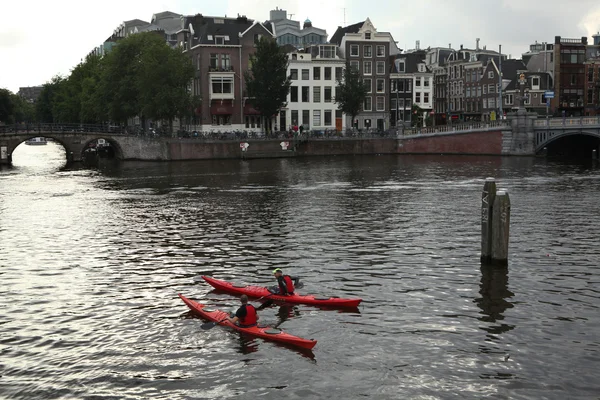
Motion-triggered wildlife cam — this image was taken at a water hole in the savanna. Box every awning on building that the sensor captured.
[244,104,261,115]
[210,101,234,115]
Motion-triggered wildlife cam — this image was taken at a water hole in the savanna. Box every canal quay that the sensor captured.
[0,143,599,399]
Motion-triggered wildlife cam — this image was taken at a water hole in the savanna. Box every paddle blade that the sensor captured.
[295,282,305,289]
[256,299,274,311]
[200,321,218,330]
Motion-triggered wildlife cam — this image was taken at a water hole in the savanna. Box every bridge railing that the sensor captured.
[534,116,600,127]
[0,123,128,135]
[401,120,509,136]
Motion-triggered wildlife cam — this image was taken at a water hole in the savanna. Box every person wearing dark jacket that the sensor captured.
[269,268,300,295]
[228,295,259,328]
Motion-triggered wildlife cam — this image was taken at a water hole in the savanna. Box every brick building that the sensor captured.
[331,18,401,130]
[178,15,275,131]
[552,36,587,116]
[584,33,600,116]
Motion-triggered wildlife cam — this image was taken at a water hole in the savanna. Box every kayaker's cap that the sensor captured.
[272,268,282,274]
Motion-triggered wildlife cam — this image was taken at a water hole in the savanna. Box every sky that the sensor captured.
[1,0,600,93]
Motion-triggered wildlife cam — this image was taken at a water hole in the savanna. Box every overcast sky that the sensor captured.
[1,0,599,93]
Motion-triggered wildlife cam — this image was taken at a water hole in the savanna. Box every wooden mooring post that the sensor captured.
[481,178,511,266]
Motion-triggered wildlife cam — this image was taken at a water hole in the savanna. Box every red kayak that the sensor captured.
[179,294,317,350]
[202,275,362,308]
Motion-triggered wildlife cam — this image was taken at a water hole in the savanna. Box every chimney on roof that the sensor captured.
[416,40,420,50]
[449,43,451,49]
[476,38,480,50]
[460,44,463,50]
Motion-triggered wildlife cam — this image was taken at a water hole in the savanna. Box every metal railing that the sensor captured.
[401,120,509,136]
[533,117,600,127]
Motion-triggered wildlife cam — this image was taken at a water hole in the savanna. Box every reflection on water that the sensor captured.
[1,144,599,399]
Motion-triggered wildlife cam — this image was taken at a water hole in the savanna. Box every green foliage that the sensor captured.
[244,37,291,122]
[32,32,194,127]
[334,62,368,125]
[0,88,35,124]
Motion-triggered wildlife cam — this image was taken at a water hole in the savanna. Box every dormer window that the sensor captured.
[215,36,225,45]
[365,32,371,40]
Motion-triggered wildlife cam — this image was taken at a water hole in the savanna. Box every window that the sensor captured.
[570,74,577,85]
[477,86,482,97]
[350,45,359,56]
[364,78,372,93]
[505,94,513,105]
[290,69,298,80]
[302,69,310,80]
[212,115,231,125]
[313,110,321,126]
[483,85,487,94]
[364,61,372,75]
[364,45,372,57]
[416,92,421,103]
[210,53,218,68]
[391,98,397,110]
[488,71,494,79]
[291,110,299,125]
[215,36,225,45]
[407,80,412,92]
[324,87,332,102]
[488,84,495,94]
[302,86,309,102]
[376,45,385,57]
[399,98,405,108]
[350,61,359,71]
[376,61,385,74]
[416,77,422,87]
[376,79,385,93]
[211,77,233,94]
[466,87,471,98]
[310,67,320,80]
[253,34,262,44]
[221,54,231,70]
[302,110,310,126]
[365,32,371,40]
[532,77,540,88]
[482,98,488,109]
[335,67,343,80]
[319,45,335,58]
[376,96,385,111]
[364,96,372,111]
[313,86,321,102]
[290,86,298,102]
[424,93,429,103]
[324,110,332,126]
[324,67,332,80]
[489,98,496,108]
[424,78,430,87]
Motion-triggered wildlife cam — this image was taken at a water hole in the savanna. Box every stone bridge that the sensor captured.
[2,114,600,164]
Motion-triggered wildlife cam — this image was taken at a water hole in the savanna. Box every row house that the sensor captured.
[584,33,600,116]
[503,71,553,115]
[331,18,401,130]
[479,59,526,120]
[552,36,588,116]
[178,14,274,131]
[390,50,433,127]
[285,44,346,131]
[424,47,453,125]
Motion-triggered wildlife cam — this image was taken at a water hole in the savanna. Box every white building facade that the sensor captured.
[284,44,346,132]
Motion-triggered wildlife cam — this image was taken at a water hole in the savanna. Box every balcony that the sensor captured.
[209,66,234,73]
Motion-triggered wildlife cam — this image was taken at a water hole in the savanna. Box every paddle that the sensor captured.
[201,317,229,330]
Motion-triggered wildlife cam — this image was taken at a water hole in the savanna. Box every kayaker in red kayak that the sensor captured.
[269,268,299,295]
[228,295,259,328]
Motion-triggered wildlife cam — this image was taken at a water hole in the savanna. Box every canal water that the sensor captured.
[1,143,599,399]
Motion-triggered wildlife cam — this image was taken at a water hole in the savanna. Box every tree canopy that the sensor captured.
[244,37,291,124]
[0,88,35,124]
[33,32,194,128]
[334,63,368,127]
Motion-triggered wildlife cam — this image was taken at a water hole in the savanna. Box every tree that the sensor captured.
[334,62,368,129]
[244,36,291,130]
[0,88,16,124]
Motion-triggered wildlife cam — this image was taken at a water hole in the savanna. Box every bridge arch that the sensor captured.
[81,137,124,160]
[535,130,600,154]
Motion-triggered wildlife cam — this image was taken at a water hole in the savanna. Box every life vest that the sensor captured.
[280,275,295,294]
[239,304,257,327]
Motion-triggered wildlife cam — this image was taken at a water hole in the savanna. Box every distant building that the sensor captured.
[267,8,327,48]
[553,36,588,116]
[178,14,275,131]
[331,18,401,130]
[17,86,44,103]
[503,70,553,116]
[285,44,346,131]
[584,32,600,116]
